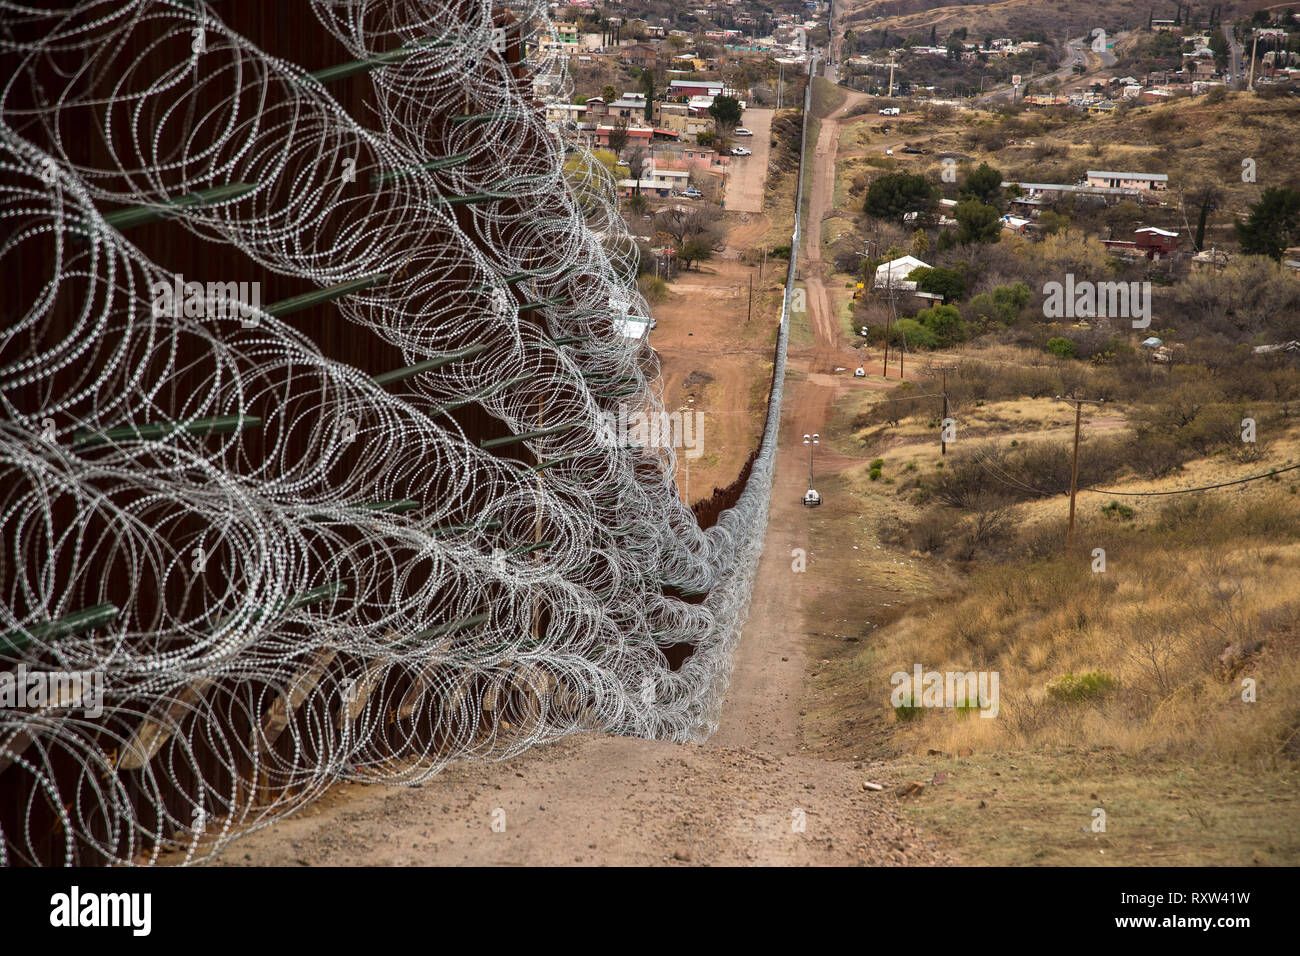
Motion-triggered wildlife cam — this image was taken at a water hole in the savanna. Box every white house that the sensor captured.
[1086,170,1169,191]
[874,255,931,292]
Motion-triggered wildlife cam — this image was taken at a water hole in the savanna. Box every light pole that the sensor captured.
[803,433,819,489]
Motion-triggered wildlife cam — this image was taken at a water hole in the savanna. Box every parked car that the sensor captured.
[682,188,702,199]
[734,127,754,136]
[731,146,752,156]
[801,489,822,507]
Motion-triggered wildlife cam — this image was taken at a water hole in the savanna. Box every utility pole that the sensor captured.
[747,274,753,324]
[926,364,958,455]
[881,268,894,377]
[1056,395,1106,549]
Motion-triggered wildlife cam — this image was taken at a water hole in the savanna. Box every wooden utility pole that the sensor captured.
[747,274,753,324]
[926,364,958,455]
[1057,395,1105,549]
[881,312,890,377]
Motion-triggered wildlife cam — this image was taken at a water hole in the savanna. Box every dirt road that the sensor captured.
[222,370,953,867]
[723,108,774,214]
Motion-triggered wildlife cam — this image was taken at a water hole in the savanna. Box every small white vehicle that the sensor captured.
[682,188,702,199]
[802,489,822,508]
[879,107,900,116]
[854,366,866,378]
[885,148,893,156]
[731,146,752,156]
[735,127,754,136]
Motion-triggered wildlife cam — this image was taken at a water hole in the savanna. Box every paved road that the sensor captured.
[1223,22,1244,89]
[977,37,1086,105]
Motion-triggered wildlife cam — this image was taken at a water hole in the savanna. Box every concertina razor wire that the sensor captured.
[0,0,809,865]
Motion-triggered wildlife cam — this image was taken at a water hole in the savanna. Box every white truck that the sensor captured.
[878,107,900,116]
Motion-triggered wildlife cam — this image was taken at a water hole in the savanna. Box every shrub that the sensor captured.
[1101,500,1136,520]
[914,304,968,347]
[636,274,669,302]
[1045,671,1118,703]
[1046,336,1076,359]
[889,317,940,349]
[893,694,925,721]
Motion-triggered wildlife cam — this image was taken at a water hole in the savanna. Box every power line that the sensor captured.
[1081,462,1300,496]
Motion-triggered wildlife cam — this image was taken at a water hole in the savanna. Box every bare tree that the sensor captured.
[656,204,720,247]
[607,119,629,158]
[626,146,648,195]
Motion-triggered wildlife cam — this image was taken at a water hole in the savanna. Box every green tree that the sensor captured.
[679,236,713,270]
[1047,336,1077,358]
[1236,187,1300,261]
[708,95,743,127]
[907,265,967,301]
[916,304,967,346]
[641,70,655,123]
[1208,30,1230,68]
[960,161,1004,207]
[864,172,939,223]
[601,85,617,103]
[889,317,939,348]
[954,199,1002,244]
[962,281,1032,331]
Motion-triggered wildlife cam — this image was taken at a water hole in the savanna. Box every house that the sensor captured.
[621,43,660,70]
[1134,227,1178,259]
[650,142,726,173]
[1001,215,1032,235]
[873,255,931,292]
[545,102,586,126]
[1086,170,1169,192]
[594,124,655,152]
[605,93,649,121]
[669,79,724,99]
[617,162,691,198]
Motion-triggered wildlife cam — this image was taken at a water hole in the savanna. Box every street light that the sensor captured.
[803,432,819,484]
[802,433,821,507]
